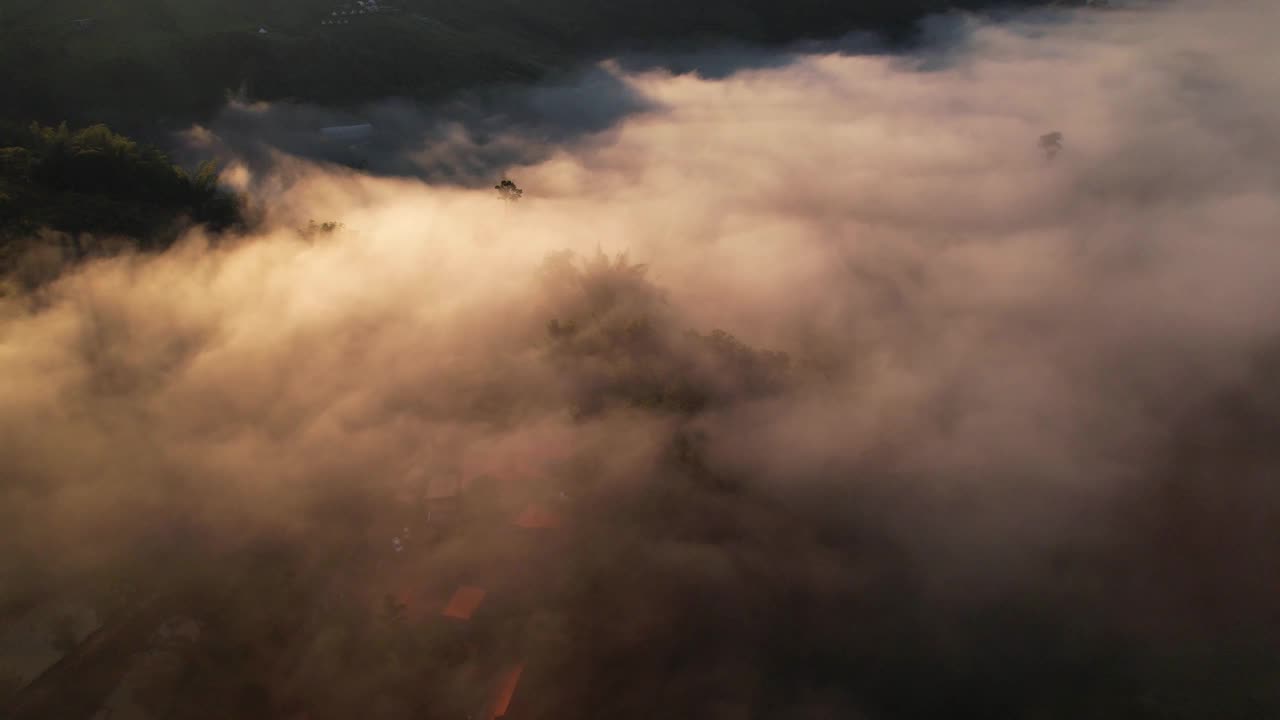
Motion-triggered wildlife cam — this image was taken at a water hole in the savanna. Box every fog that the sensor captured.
[4,1,1280,717]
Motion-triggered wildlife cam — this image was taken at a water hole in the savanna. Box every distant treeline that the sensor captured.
[0,122,239,244]
[0,0,1063,133]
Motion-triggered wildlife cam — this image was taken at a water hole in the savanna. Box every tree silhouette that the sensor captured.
[0,121,240,240]
[1039,131,1064,160]
[300,220,344,240]
[495,178,523,203]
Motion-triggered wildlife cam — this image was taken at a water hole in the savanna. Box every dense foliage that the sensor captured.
[541,250,790,417]
[0,122,239,267]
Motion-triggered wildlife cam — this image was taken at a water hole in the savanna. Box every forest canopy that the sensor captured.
[0,122,239,255]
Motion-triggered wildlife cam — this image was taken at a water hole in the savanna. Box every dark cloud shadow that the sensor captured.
[180,64,659,187]
[173,12,1001,187]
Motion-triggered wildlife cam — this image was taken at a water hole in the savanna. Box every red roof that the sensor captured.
[514,503,560,529]
[485,664,525,720]
[441,586,487,620]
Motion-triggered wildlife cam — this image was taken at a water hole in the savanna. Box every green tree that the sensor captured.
[0,147,31,180]
[0,121,241,250]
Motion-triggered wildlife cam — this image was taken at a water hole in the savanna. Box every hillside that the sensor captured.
[0,122,240,286]
[0,0,1060,134]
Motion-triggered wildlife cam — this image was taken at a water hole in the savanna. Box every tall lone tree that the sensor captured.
[1039,131,1064,160]
[495,178,523,203]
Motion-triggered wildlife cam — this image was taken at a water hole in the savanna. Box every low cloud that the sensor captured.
[4,1,1280,717]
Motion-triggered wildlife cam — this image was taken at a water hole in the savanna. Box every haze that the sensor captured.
[2,1,1278,718]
